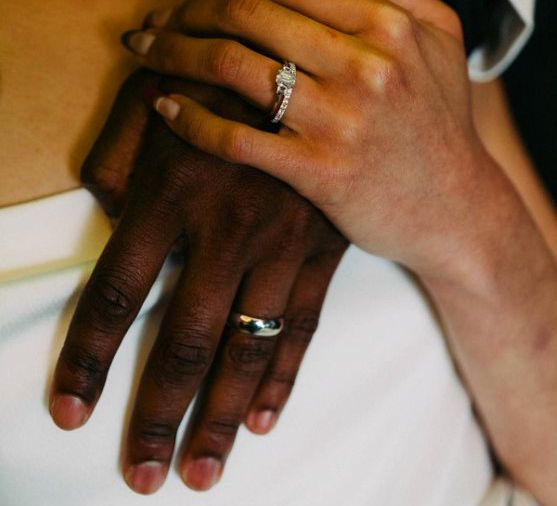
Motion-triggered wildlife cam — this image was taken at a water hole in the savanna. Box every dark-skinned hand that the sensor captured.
[49,68,348,495]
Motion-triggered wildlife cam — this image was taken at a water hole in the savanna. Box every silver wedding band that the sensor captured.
[271,61,297,124]
[227,311,285,337]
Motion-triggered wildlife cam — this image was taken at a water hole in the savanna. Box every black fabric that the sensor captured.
[444,0,505,54]
[504,0,557,201]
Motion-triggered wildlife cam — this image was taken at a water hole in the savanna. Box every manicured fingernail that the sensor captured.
[146,7,173,28]
[247,410,276,434]
[50,394,89,430]
[182,457,222,491]
[121,30,156,55]
[154,97,181,121]
[125,461,166,495]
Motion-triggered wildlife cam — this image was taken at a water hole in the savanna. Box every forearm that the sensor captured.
[421,154,557,503]
[472,79,557,257]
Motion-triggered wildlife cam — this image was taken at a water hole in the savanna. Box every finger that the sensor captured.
[121,31,321,130]
[385,0,463,40]
[80,70,159,219]
[246,248,345,434]
[273,0,462,40]
[151,94,318,200]
[124,249,244,495]
[274,0,392,33]
[167,0,348,77]
[50,202,176,430]
[179,259,302,491]
[142,6,174,29]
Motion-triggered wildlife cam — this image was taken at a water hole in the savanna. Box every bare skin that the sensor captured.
[4,2,350,495]
[0,0,173,207]
[2,0,554,235]
[4,0,557,500]
[3,1,554,244]
[127,1,557,501]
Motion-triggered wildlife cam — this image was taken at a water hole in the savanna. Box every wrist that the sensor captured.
[407,146,557,505]
[421,177,557,504]
[416,156,557,503]
[417,150,554,308]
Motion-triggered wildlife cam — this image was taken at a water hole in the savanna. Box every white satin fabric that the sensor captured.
[0,189,538,505]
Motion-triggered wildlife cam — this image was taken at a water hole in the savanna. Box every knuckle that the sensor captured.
[84,267,141,328]
[227,336,275,379]
[61,343,108,401]
[351,54,403,97]
[375,58,404,94]
[133,417,176,446]
[440,6,464,41]
[380,5,417,44]
[287,309,320,345]
[221,125,253,163]
[347,53,380,91]
[207,40,244,84]
[152,337,214,386]
[220,0,262,28]
[267,369,296,389]
[202,415,241,439]
[80,162,127,199]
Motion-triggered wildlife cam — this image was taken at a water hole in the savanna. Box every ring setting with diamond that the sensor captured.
[271,61,297,124]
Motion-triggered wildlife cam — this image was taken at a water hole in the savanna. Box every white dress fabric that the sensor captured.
[0,189,538,505]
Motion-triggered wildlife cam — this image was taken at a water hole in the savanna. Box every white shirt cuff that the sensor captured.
[468,0,536,82]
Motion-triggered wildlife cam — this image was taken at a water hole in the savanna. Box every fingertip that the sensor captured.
[124,461,167,495]
[143,7,173,29]
[246,409,277,435]
[154,96,182,121]
[182,457,223,491]
[121,30,156,56]
[120,29,140,50]
[49,394,90,430]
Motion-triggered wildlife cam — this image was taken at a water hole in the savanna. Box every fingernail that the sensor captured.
[154,97,181,121]
[121,30,156,56]
[182,457,222,491]
[125,461,166,495]
[247,410,276,434]
[50,394,89,430]
[145,7,173,28]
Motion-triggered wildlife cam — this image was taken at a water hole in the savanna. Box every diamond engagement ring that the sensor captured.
[227,311,285,337]
[271,61,297,124]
